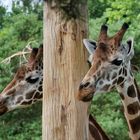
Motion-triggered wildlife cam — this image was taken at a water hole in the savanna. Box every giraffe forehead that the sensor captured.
[15,65,29,80]
[95,43,111,57]
[94,42,124,63]
[92,46,110,66]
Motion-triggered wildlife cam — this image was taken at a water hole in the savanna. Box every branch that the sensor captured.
[1,51,31,64]
[1,41,38,64]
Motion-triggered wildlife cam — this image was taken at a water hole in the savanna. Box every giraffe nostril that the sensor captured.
[84,82,90,87]
[79,83,84,90]
[79,82,90,90]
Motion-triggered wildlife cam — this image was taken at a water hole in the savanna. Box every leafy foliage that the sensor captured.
[0,2,43,139]
[0,1,42,92]
[0,103,42,140]
[88,0,110,18]
[0,0,140,140]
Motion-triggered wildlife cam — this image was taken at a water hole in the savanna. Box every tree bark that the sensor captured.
[43,1,89,140]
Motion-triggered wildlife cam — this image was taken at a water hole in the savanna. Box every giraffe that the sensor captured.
[0,44,43,115]
[77,23,140,140]
[0,45,110,140]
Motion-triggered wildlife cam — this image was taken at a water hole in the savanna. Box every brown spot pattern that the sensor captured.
[39,81,42,85]
[89,115,110,140]
[38,86,42,91]
[102,85,110,91]
[16,96,23,104]
[129,116,140,134]
[123,68,125,75]
[89,123,101,140]
[127,85,136,98]
[34,92,42,99]
[112,79,117,85]
[0,105,8,115]
[26,91,34,99]
[124,69,127,76]
[134,79,140,101]
[117,77,124,85]
[21,100,32,105]
[106,74,110,81]
[119,68,123,75]
[112,72,117,79]
[127,102,140,115]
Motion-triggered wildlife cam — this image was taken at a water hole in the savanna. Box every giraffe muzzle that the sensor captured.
[0,105,8,115]
[81,93,93,102]
[0,95,8,115]
[77,89,94,102]
[77,82,96,102]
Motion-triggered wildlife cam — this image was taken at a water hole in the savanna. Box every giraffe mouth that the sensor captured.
[0,95,8,115]
[81,93,93,102]
[0,105,8,115]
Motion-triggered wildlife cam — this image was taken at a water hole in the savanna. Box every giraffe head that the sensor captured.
[77,23,134,102]
[0,45,43,115]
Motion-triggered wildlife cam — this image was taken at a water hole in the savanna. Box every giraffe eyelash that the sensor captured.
[111,58,123,66]
[26,76,39,84]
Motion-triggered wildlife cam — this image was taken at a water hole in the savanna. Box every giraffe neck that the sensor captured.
[89,115,110,140]
[117,73,140,140]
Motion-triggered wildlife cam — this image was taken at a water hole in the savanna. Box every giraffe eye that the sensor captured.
[26,76,39,84]
[111,58,122,66]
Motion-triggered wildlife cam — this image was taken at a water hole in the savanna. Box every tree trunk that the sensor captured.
[43,1,89,140]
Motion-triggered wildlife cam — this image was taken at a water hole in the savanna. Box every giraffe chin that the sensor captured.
[0,105,8,116]
[81,93,93,102]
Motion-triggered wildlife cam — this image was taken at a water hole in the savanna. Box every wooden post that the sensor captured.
[43,1,89,140]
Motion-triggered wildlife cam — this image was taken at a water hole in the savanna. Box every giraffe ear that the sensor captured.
[83,39,97,55]
[126,38,134,58]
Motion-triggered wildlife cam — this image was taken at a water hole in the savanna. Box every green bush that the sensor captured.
[0,102,42,140]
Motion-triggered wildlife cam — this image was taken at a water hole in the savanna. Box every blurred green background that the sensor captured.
[0,0,140,140]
